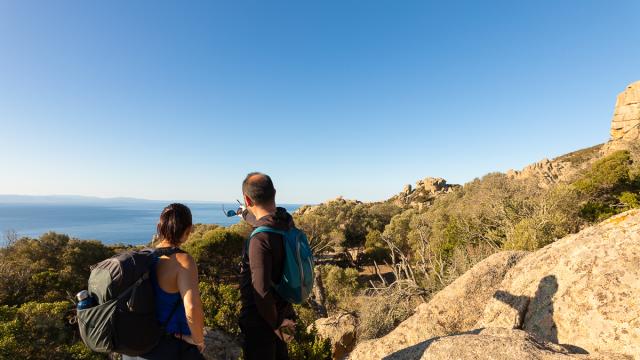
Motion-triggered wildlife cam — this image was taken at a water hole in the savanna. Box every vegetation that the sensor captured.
[289,149,640,342]
[0,232,117,359]
[3,148,640,358]
[0,226,331,359]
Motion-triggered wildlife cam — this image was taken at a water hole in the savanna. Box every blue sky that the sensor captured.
[1,1,639,204]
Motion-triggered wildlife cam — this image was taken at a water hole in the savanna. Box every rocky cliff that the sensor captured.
[604,81,640,153]
[347,209,640,360]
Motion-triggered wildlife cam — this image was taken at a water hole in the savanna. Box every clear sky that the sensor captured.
[1,1,639,204]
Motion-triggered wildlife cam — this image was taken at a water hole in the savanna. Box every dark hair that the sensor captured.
[242,172,276,206]
[156,203,192,246]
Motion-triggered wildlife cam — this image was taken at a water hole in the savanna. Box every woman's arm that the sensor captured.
[176,252,205,349]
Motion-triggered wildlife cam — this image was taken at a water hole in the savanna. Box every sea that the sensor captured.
[0,201,301,245]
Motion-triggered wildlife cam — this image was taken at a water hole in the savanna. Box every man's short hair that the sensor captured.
[242,172,276,206]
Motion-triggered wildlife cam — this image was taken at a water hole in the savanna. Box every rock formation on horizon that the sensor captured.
[603,80,640,153]
[392,177,460,208]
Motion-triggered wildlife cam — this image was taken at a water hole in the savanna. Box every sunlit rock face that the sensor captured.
[604,81,640,153]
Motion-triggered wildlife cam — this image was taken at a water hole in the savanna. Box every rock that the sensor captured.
[202,328,241,360]
[348,251,528,360]
[478,210,640,358]
[506,158,582,188]
[392,177,460,207]
[311,312,358,360]
[385,328,631,360]
[603,80,640,153]
[416,177,448,193]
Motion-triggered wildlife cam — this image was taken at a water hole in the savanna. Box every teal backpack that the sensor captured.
[249,226,314,304]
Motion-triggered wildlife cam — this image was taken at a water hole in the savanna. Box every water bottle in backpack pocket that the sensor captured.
[76,290,96,310]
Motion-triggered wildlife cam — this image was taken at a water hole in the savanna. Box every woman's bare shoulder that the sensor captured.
[174,251,197,270]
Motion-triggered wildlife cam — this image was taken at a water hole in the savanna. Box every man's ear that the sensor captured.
[243,194,253,207]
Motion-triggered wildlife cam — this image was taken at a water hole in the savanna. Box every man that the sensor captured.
[239,172,296,360]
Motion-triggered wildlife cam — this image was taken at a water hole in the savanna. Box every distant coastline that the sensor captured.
[0,194,243,205]
[0,196,301,245]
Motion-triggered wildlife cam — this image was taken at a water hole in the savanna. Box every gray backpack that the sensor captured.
[77,247,183,356]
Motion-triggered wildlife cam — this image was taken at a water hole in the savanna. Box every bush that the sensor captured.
[619,191,640,210]
[199,282,240,335]
[0,233,114,306]
[288,324,332,360]
[294,199,401,254]
[571,151,640,223]
[356,282,422,340]
[0,301,103,360]
[183,228,244,280]
[573,150,633,196]
[361,230,389,264]
[318,265,361,311]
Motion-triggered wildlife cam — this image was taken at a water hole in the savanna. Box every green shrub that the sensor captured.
[0,233,114,306]
[318,265,360,311]
[573,150,633,196]
[0,301,103,360]
[183,228,244,280]
[294,199,401,254]
[619,191,640,209]
[362,230,390,263]
[288,324,331,360]
[199,282,241,335]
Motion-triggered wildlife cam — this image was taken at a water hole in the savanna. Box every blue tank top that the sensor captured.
[151,255,191,335]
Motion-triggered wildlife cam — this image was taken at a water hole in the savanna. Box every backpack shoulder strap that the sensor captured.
[245,226,287,257]
[250,226,286,238]
[154,247,186,257]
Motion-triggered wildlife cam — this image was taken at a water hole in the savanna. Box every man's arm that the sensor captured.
[248,233,280,329]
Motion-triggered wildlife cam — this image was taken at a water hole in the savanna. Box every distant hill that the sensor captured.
[0,194,229,205]
[0,194,159,205]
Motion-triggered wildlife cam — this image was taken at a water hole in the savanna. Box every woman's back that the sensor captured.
[123,203,205,360]
[152,249,192,335]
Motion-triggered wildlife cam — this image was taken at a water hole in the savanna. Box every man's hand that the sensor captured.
[274,319,296,343]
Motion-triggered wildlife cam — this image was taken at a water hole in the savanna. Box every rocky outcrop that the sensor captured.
[311,312,358,360]
[386,328,631,360]
[393,177,460,208]
[202,328,241,360]
[506,158,577,188]
[604,81,640,153]
[348,251,528,360]
[478,210,640,358]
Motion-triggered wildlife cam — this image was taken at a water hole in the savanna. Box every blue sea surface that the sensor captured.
[0,202,300,245]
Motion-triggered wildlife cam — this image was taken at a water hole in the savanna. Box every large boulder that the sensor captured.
[478,210,640,358]
[311,312,358,360]
[348,251,528,360]
[385,328,631,360]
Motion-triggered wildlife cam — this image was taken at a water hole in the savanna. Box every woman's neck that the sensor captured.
[156,239,178,248]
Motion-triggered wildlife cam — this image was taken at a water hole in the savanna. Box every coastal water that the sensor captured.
[0,202,300,245]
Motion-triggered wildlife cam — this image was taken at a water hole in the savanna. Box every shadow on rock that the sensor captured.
[493,275,588,354]
[382,329,484,360]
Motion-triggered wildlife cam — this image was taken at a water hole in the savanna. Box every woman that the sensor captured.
[124,203,206,359]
